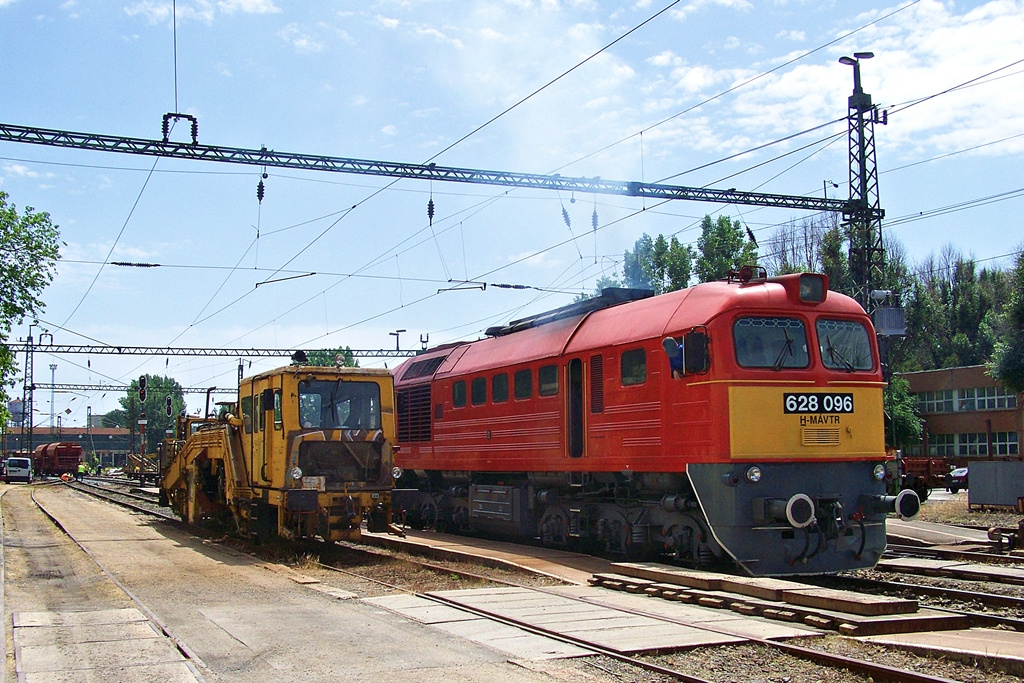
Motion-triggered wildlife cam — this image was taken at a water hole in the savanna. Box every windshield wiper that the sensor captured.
[772,329,794,371]
[825,335,855,372]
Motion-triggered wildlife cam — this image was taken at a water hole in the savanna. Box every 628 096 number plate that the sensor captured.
[783,392,854,414]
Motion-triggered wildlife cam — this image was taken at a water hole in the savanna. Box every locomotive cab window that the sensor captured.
[241,395,253,434]
[453,380,467,407]
[471,377,487,405]
[298,379,382,429]
[734,317,809,369]
[492,373,509,403]
[817,319,873,371]
[621,348,647,385]
[538,364,558,396]
[514,369,532,400]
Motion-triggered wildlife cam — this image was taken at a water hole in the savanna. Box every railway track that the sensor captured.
[56,483,1009,681]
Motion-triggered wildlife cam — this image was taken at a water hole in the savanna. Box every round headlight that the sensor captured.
[872,464,886,481]
[290,466,303,480]
[745,466,762,483]
[391,466,404,480]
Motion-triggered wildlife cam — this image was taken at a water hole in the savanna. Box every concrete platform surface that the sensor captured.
[363,528,613,584]
[887,519,993,546]
[864,628,1024,675]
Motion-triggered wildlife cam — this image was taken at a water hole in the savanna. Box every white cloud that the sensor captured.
[415,26,463,49]
[124,1,214,25]
[376,15,399,30]
[217,0,279,14]
[381,125,398,136]
[775,29,804,42]
[280,23,323,52]
[648,50,680,68]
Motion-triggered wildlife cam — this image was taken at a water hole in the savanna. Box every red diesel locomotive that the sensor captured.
[392,269,919,576]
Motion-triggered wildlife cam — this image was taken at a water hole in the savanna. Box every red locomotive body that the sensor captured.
[393,271,918,576]
[32,442,84,477]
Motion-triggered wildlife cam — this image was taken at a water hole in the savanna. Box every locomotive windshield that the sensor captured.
[734,317,810,369]
[816,319,873,371]
[299,380,381,430]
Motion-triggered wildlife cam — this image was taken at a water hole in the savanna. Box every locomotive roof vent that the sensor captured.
[485,287,654,337]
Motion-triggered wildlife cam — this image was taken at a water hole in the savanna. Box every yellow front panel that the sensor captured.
[728,384,884,460]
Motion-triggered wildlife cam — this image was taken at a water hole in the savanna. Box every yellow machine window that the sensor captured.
[241,396,253,434]
[298,380,381,430]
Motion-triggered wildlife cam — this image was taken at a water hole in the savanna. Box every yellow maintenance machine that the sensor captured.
[160,365,397,542]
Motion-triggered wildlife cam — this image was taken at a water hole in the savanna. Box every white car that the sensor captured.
[4,457,33,484]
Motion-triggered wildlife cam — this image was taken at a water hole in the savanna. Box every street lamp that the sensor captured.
[823,180,839,200]
[838,52,874,111]
[390,329,407,351]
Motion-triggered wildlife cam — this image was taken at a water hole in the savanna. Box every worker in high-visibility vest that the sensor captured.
[76,462,85,481]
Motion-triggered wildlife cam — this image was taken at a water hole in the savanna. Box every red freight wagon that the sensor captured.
[32,442,83,477]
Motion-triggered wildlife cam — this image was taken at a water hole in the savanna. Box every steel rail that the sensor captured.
[886,543,1024,566]
[0,120,870,216]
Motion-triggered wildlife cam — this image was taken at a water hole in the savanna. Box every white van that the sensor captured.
[5,457,33,484]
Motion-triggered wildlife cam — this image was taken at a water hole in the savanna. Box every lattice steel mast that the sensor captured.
[841,52,887,311]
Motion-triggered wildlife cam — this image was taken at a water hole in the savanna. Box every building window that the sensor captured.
[538,364,558,396]
[492,373,509,403]
[927,433,954,456]
[958,432,988,456]
[994,432,1020,456]
[471,377,487,405]
[453,380,466,407]
[514,369,532,400]
[916,390,954,414]
[621,348,647,386]
[960,386,1018,411]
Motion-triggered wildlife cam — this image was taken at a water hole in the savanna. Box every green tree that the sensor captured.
[902,247,1002,370]
[112,375,186,452]
[695,215,757,283]
[298,346,359,367]
[885,375,923,448]
[621,233,694,294]
[0,192,61,422]
[989,249,1024,392]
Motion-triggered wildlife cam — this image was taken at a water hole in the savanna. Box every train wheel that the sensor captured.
[539,507,569,546]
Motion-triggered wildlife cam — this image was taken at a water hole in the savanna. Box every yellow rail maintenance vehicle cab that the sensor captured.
[161,365,397,543]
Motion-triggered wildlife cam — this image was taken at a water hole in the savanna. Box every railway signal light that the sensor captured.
[138,375,147,402]
[165,395,173,417]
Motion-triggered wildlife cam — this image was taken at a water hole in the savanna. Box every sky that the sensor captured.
[1,0,1022,426]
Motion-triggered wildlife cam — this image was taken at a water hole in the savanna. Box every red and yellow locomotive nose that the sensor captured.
[728,384,885,460]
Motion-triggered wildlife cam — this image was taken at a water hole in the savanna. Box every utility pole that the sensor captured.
[49,363,57,435]
[840,52,887,312]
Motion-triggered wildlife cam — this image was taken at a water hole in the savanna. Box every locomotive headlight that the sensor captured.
[745,466,762,483]
[290,466,303,480]
[872,464,886,481]
[391,466,404,480]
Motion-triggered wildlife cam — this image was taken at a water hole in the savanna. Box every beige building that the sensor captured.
[901,365,1021,460]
